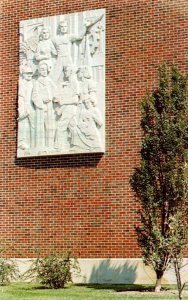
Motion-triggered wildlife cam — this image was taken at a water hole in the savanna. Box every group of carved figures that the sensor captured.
[18,14,104,154]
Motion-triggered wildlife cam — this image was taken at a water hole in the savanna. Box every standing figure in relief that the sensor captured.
[52,13,104,83]
[18,66,35,150]
[32,62,56,150]
[54,66,79,150]
[35,27,57,73]
[77,65,97,105]
[69,97,103,151]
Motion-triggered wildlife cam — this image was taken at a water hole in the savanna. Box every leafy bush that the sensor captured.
[0,258,19,285]
[23,252,79,289]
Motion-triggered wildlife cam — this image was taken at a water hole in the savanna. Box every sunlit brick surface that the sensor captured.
[1,0,188,258]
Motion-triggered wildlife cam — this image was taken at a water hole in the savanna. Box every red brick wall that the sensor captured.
[1,0,188,258]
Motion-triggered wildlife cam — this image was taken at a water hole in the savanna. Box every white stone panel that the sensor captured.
[17,9,105,157]
[13,258,188,284]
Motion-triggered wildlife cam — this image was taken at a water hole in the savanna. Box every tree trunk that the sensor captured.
[178,290,183,300]
[155,277,162,292]
[174,258,184,300]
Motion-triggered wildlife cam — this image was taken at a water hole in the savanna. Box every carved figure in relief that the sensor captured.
[77,66,97,105]
[54,66,79,150]
[35,27,57,73]
[18,10,105,156]
[52,20,86,83]
[18,66,35,150]
[69,97,103,151]
[52,13,104,83]
[32,62,56,150]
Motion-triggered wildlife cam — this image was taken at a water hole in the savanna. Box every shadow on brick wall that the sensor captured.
[14,153,104,169]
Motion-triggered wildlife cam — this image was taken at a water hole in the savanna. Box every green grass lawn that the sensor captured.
[0,283,188,300]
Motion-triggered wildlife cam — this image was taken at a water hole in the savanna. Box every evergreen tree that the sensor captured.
[130,64,188,293]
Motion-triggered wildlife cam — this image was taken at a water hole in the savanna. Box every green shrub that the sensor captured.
[0,258,19,285]
[23,252,79,289]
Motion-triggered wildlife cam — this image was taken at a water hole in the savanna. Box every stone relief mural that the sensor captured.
[17,9,105,157]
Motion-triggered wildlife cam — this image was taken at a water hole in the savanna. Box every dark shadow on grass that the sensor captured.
[76,283,171,293]
[25,285,51,290]
[31,286,70,290]
[24,284,70,290]
[76,283,151,292]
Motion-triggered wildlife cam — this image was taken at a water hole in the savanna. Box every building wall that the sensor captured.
[1,0,188,262]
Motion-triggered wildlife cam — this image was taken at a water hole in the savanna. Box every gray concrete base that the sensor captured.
[14,258,188,284]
